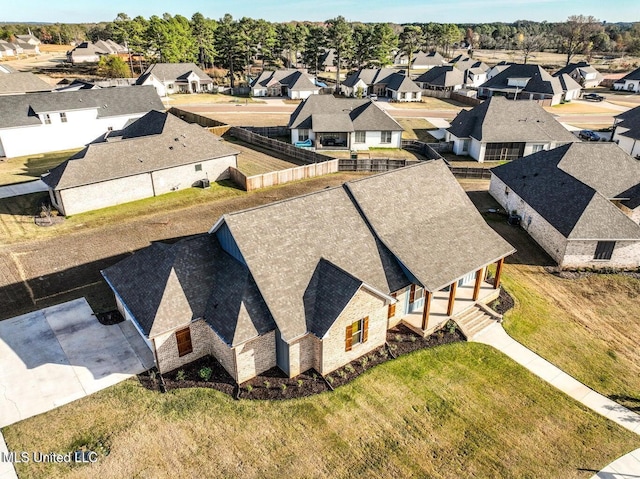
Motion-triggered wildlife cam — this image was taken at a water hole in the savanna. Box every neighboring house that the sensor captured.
[446,96,577,162]
[486,62,512,80]
[0,72,52,95]
[13,40,39,55]
[490,143,640,269]
[341,68,422,102]
[319,49,338,72]
[15,34,40,46]
[478,64,580,105]
[613,66,640,93]
[414,66,464,95]
[0,85,164,158]
[288,95,404,150]
[613,105,640,158]
[136,63,213,96]
[0,40,15,58]
[67,40,126,64]
[553,62,603,88]
[102,160,515,382]
[394,51,445,70]
[42,110,238,216]
[448,56,490,88]
[250,69,320,99]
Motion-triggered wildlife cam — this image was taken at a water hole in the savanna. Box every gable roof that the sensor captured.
[415,66,464,87]
[0,72,52,95]
[385,72,423,92]
[251,69,319,92]
[137,63,212,85]
[615,105,640,141]
[395,50,445,67]
[554,62,602,80]
[620,66,640,81]
[320,48,336,67]
[492,143,640,240]
[342,68,398,88]
[447,96,577,143]
[555,73,582,92]
[288,95,403,132]
[0,85,164,129]
[479,64,565,96]
[42,110,239,190]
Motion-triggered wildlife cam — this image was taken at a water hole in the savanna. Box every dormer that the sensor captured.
[507,77,531,88]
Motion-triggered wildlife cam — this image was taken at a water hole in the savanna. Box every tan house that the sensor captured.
[490,143,640,269]
[103,161,515,383]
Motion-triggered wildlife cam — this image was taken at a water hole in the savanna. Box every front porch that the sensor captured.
[399,260,504,337]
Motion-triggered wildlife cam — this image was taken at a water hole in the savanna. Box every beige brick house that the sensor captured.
[490,143,640,269]
[103,161,514,383]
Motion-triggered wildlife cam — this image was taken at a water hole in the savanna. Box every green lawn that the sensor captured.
[0,149,80,186]
[4,342,636,479]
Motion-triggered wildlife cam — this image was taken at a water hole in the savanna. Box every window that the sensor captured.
[531,144,544,153]
[345,317,369,351]
[355,131,366,143]
[381,131,392,143]
[167,83,174,90]
[594,241,615,260]
[195,164,202,172]
[44,114,51,125]
[484,142,526,161]
[60,112,67,123]
[298,129,309,141]
[387,293,397,319]
[176,328,193,357]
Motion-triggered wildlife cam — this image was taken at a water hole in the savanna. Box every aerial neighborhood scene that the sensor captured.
[1,1,640,477]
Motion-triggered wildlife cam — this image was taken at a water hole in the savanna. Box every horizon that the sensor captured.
[2,0,639,25]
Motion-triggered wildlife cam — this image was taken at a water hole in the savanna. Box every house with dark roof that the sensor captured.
[340,68,422,102]
[250,69,320,99]
[448,56,490,88]
[0,85,164,158]
[136,63,213,96]
[446,96,577,162]
[478,64,580,106]
[613,105,640,158]
[0,72,52,95]
[0,40,16,58]
[394,51,446,70]
[67,40,126,64]
[414,66,464,96]
[554,62,603,88]
[102,160,515,382]
[613,66,640,93]
[490,143,640,269]
[42,111,239,216]
[319,48,338,72]
[288,95,404,149]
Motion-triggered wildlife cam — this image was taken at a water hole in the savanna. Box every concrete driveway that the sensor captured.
[0,298,154,427]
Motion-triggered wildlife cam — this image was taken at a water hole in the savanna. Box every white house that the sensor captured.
[448,56,490,88]
[613,106,640,158]
[250,69,320,99]
[0,86,164,158]
[613,66,640,93]
[394,51,445,70]
[136,63,214,96]
[490,143,640,269]
[341,68,422,102]
[67,40,126,64]
[554,62,603,88]
[446,96,578,162]
[42,111,239,216]
[415,66,464,96]
[288,95,404,150]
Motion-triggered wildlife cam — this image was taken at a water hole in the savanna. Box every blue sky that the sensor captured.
[4,0,638,24]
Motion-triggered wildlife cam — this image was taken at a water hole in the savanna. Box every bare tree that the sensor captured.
[519,33,546,64]
[556,15,602,66]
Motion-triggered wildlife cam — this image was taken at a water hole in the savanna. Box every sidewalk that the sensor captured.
[0,431,17,479]
[591,448,640,479]
[0,180,48,200]
[474,323,640,435]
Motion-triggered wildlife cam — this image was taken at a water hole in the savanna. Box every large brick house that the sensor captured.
[103,161,515,383]
[490,143,640,269]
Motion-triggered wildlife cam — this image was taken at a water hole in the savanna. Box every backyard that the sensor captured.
[0,149,79,186]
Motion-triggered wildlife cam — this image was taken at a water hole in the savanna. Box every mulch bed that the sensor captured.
[137,322,465,400]
[489,288,515,315]
[95,310,124,325]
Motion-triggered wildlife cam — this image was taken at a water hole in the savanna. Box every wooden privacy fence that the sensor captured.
[229,127,336,164]
[448,167,493,179]
[229,160,340,191]
[242,126,290,137]
[338,158,417,172]
[168,107,228,128]
[402,140,452,159]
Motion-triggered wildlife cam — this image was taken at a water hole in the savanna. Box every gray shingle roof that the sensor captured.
[385,72,423,92]
[553,62,602,81]
[621,66,640,81]
[288,95,402,132]
[0,85,164,129]
[492,143,640,240]
[346,160,516,291]
[0,72,52,94]
[43,110,239,189]
[342,68,397,88]
[615,105,640,141]
[251,69,319,92]
[415,66,464,88]
[447,96,578,143]
[479,64,565,96]
[137,63,212,85]
[556,73,582,93]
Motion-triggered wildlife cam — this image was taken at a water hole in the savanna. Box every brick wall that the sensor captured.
[235,331,277,384]
[320,287,387,375]
[387,286,410,328]
[154,320,212,373]
[151,155,236,195]
[564,240,640,269]
[209,327,237,380]
[288,334,321,377]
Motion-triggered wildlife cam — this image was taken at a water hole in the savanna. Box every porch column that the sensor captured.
[494,258,504,289]
[472,267,484,301]
[421,291,432,330]
[446,282,457,316]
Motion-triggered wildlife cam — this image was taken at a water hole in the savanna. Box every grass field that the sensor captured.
[163,93,266,105]
[4,342,637,479]
[200,111,292,127]
[232,141,302,176]
[397,118,439,142]
[389,97,465,110]
[0,149,79,186]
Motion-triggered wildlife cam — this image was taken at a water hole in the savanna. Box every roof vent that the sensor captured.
[174,137,179,141]
[169,146,174,150]
[137,158,143,162]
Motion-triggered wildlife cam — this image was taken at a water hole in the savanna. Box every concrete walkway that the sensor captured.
[591,448,640,479]
[475,324,640,435]
[0,180,48,200]
[0,431,17,479]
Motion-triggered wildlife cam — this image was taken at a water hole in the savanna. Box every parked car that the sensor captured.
[579,130,601,141]
[368,94,378,101]
[583,93,605,102]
